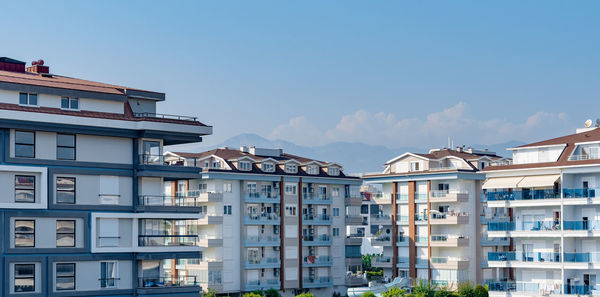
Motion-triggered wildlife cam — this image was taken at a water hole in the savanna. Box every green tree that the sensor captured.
[204,288,218,297]
[362,254,372,270]
[434,287,456,297]
[264,288,281,297]
[383,286,406,297]
[243,293,263,297]
[457,282,474,297]
[473,285,488,297]
[412,279,437,297]
[361,292,376,297]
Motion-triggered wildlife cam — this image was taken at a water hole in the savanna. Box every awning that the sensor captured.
[517,175,560,188]
[482,177,524,189]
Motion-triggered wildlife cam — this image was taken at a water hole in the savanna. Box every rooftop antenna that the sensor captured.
[447,137,450,148]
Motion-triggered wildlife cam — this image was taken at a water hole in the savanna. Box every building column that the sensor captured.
[392,182,398,278]
[427,180,432,281]
[280,176,285,290]
[408,181,416,282]
[298,177,303,290]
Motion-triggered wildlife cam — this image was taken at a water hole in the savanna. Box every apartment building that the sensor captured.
[482,125,600,296]
[363,147,506,288]
[165,147,362,296]
[0,57,211,296]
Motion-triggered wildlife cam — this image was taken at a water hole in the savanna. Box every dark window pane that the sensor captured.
[70,98,79,109]
[15,131,34,145]
[15,264,34,277]
[56,192,75,204]
[15,234,34,247]
[28,94,37,105]
[15,176,35,188]
[19,93,28,105]
[56,221,75,233]
[57,134,75,147]
[61,97,69,109]
[15,221,34,232]
[56,177,75,191]
[15,190,35,203]
[57,147,75,160]
[56,263,74,276]
[15,145,34,158]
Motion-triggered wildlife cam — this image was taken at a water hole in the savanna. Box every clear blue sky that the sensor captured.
[2,1,599,148]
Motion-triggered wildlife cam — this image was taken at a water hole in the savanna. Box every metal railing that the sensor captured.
[138,195,198,207]
[488,251,561,262]
[138,276,198,288]
[569,154,600,161]
[138,235,198,246]
[139,154,201,166]
[133,112,197,121]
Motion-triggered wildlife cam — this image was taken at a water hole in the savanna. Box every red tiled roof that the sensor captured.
[0,70,128,95]
[516,128,600,148]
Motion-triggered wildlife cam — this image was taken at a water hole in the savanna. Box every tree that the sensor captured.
[412,279,437,297]
[457,282,474,297]
[383,286,406,297]
[204,288,218,297]
[473,285,488,297]
[295,293,315,297]
[264,288,281,297]
[361,292,376,297]
[362,254,372,270]
[434,287,456,297]
[243,293,263,297]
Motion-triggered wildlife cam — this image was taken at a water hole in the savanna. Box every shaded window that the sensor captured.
[15,220,35,247]
[56,220,75,247]
[56,263,75,290]
[56,177,75,204]
[61,97,79,110]
[19,93,37,106]
[57,133,76,160]
[15,175,35,203]
[14,264,35,292]
[100,261,117,288]
[15,130,35,158]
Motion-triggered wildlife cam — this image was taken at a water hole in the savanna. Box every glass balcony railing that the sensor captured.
[244,191,280,202]
[415,193,427,201]
[303,193,332,204]
[303,214,332,224]
[139,154,201,167]
[372,256,391,264]
[303,277,332,287]
[563,188,600,198]
[487,221,560,231]
[486,189,559,201]
[397,257,409,266]
[415,214,428,222]
[244,236,280,246]
[303,234,332,245]
[244,213,280,224]
[488,251,561,262]
[303,256,332,265]
[373,235,391,243]
[138,276,198,288]
[565,285,596,295]
[138,235,198,246]
[138,195,199,207]
[564,252,600,263]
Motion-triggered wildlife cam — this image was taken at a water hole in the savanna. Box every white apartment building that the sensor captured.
[0,57,211,296]
[364,147,506,288]
[166,146,362,296]
[483,126,600,296]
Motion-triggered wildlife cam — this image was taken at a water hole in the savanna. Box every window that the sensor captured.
[332,188,340,197]
[212,161,220,168]
[15,130,35,158]
[15,175,35,203]
[56,177,75,204]
[410,161,420,171]
[56,263,75,290]
[333,228,340,237]
[61,97,79,110]
[328,167,340,176]
[285,184,297,195]
[15,220,35,247]
[285,205,297,216]
[223,205,232,215]
[360,205,369,214]
[56,220,75,247]
[262,162,274,172]
[19,92,37,106]
[100,261,117,288]
[14,264,35,292]
[285,163,297,173]
[57,133,76,160]
[307,165,319,175]
[333,208,340,217]
[224,183,232,193]
[239,161,251,171]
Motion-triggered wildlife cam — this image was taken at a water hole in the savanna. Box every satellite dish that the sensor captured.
[585,119,593,128]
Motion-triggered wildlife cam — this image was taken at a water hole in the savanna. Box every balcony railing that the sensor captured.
[139,154,197,166]
[244,279,280,291]
[303,255,332,265]
[415,214,428,222]
[569,153,600,161]
[488,251,561,262]
[138,235,198,246]
[303,214,332,224]
[563,188,599,198]
[373,235,391,243]
[138,276,198,288]
[415,193,427,201]
[138,195,199,207]
[564,252,600,262]
[244,236,280,246]
[244,213,280,224]
[373,256,391,264]
[486,189,559,201]
[245,257,280,267]
[303,193,332,204]
[303,234,332,245]
[487,221,560,232]
[303,277,332,287]
[430,257,468,264]
[133,112,198,121]
[486,280,560,294]
[244,191,280,202]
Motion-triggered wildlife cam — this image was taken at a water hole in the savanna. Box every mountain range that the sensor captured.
[169,133,525,174]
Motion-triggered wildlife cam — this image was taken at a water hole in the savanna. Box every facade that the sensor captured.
[482,126,600,296]
[166,147,362,296]
[363,147,506,288]
[0,57,211,296]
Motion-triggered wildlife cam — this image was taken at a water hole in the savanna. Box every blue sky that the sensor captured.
[2,1,599,149]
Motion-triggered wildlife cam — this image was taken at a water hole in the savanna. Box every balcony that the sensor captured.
[181,190,223,203]
[415,193,428,203]
[487,251,561,268]
[396,215,409,225]
[370,214,392,225]
[486,189,560,207]
[371,193,393,204]
[416,257,428,268]
[372,256,392,268]
[138,276,198,288]
[198,212,223,224]
[138,195,201,209]
[244,257,280,269]
[429,257,469,269]
[345,195,363,206]
[397,235,408,246]
[396,194,409,203]
[244,213,280,225]
[415,214,428,224]
[303,277,333,288]
[244,191,280,204]
[429,212,469,225]
[133,112,198,122]
[486,281,560,295]
[302,193,333,205]
[197,235,222,247]
[430,190,468,203]
[487,221,561,236]
[345,274,367,287]
[479,214,510,225]
[397,257,409,268]
[345,236,363,246]
[138,235,198,247]
[244,236,281,247]
[303,255,333,267]
[303,214,332,225]
[345,215,363,225]
[303,235,332,246]
[564,252,600,264]
[480,236,509,246]
[429,235,469,247]
[371,235,392,246]
[139,154,201,167]
[415,235,428,245]
[244,279,280,291]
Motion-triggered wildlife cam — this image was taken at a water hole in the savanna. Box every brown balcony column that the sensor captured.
[280,176,285,291]
[408,181,416,281]
[427,180,431,281]
[392,182,398,278]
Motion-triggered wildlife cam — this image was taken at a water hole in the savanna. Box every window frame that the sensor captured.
[14,263,36,292]
[60,97,79,110]
[56,220,76,248]
[15,175,36,203]
[100,261,118,288]
[56,133,76,160]
[15,130,35,158]
[14,220,35,247]
[19,92,38,106]
[55,263,76,291]
[56,177,76,204]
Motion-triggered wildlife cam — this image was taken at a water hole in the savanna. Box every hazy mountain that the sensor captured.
[169,133,524,174]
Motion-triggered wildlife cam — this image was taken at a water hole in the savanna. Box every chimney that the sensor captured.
[26,59,50,74]
[239,146,249,153]
[0,57,26,72]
